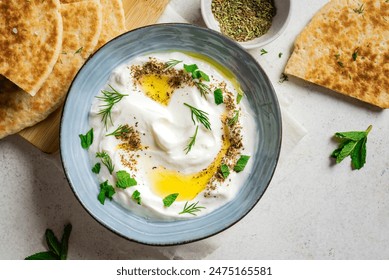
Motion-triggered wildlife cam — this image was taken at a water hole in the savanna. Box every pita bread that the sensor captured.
[19,0,127,152]
[0,0,102,139]
[285,0,389,108]
[96,0,127,49]
[0,0,63,96]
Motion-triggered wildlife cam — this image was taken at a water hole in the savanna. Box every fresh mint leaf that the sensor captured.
[184,64,210,81]
[184,64,198,75]
[25,251,60,260]
[79,128,93,149]
[214,88,223,105]
[334,131,367,141]
[237,90,244,104]
[234,155,251,172]
[60,224,72,260]
[132,190,141,205]
[196,70,210,82]
[331,125,372,170]
[220,164,230,179]
[98,180,115,204]
[163,193,179,207]
[351,136,367,170]
[25,224,72,260]
[91,163,101,174]
[45,229,61,256]
[116,170,137,189]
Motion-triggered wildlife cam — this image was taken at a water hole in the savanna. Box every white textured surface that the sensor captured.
[1,0,389,259]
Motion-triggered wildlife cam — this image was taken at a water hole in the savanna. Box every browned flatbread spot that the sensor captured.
[0,0,63,96]
[285,0,389,109]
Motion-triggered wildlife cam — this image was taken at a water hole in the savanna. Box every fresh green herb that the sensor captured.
[91,162,101,174]
[97,85,128,129]
[163,193,179,207]
[98,180,115,204]
[195,81,211,98]
[184,103,211,130]
[96,151,115,174]
[116,170,137,189]
[214,88,224,105]
[211,0,275,42]
[278,52,283,58]
[184,125,199,154]
[337,61,344,67]
[179,201,205,216]
[234,155,251,172]
[237,90,244,104]
[260,49,268,55]
[132,190,141,205]
[220,164,230,179]
[331,125,372,170]
[60,224,72,260]
[335,53,341,60]
[353,3,365,14]
[228,110,239,126]
[25,224,72,260]
[165,59,183,70]
[106,124,131,137]
[74,47,83,54]
[184,64,210,81]
[79,128,93,149]
[279,73,289,83]
[352,48,359,61]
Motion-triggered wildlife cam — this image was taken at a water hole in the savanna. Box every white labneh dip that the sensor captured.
[88,52,258,220]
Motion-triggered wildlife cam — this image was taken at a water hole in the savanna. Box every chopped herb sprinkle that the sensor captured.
[211,0,276,42]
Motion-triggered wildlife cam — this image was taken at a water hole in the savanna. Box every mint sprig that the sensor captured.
[331,125,372,170]
[25,224,72,260]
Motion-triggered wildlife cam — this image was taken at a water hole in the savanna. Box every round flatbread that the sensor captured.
[285,0,389,108]
[0,0,102,139]
[0,0,63,96]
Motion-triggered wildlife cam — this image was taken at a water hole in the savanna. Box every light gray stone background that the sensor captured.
[1,0,388,259]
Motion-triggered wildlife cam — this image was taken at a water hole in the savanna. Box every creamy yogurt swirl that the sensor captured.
[89,52,257,220]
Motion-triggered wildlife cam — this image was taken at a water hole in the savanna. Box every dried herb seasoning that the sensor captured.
[211,0,276,42]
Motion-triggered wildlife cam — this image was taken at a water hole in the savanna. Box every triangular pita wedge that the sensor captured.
[285,0,389,108]
[0,0,102,139]
[0,0,63,96]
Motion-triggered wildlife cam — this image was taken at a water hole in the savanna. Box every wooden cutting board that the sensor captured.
[19,0,170,153]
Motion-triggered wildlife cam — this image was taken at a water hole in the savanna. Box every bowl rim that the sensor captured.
[60,23,282,246]
[200,0,292,49]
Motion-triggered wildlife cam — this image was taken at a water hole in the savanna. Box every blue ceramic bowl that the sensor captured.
[60,23,282,245]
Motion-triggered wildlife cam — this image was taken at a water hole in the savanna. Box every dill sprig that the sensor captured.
[96,151,115,174]
[179,201,205,216]
[106,124,131,137]
[164,59,183,70]
[195,81,211,99]
[228,110,239,126]
[184,103,211,130]
[184,125,199,154]
[97,85,128,130]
